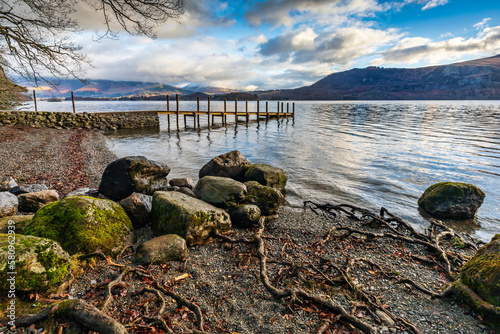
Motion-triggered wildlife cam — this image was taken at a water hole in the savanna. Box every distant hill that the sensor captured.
[257,54,500,100]
[183,84,241,95]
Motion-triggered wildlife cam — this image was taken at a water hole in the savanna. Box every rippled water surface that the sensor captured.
[29,100,500,241]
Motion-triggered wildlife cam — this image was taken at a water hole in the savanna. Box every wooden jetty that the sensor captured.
[158,94,295,130]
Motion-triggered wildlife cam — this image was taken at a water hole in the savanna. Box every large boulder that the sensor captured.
[63,187,99,198]
[98,156,171,201]
[229,204,261,228]
[24,196,135,255]
[418,182,485,219]
[0,192,18,218]
[0,215,33,233]
[199,150,251,181]
[169,178,195,190]
[152,191,231,245]
[18,189,59,213]
[119,193,152,229]
[244,164,288,191]
[194,176,247,207]
[459,234,500,307]
[9,184,48,196]
[134,234,187,265]
[244,181,284,216]
[0,176,17,191]
[0,234,70,292]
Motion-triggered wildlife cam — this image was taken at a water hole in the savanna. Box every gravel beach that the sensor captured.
[0,127,496,334]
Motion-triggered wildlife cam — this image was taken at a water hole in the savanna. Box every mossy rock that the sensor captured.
[0,234,69,292]
[244,164,288,192]
[199,150,251,181]
[244,181,284,216]
[0,215,33,234]
[193,176,247,208]
[229,204,261,228]
[151,191,231,246]
[134,234,187,265]
[23,196,135,256]
[418,182,485,219]
[460,234,500,307]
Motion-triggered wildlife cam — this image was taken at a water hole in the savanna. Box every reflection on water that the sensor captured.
[37,100,499,242]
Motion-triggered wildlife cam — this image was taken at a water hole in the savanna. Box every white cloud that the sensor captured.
[474,18,491,31]
[406,0,449,11]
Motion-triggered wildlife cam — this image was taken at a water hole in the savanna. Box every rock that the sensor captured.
[459,234,500,307]
[0,176,17,191]
[244,181,284,216]
[64,187,99,198]
[0,215,33,233]
[24,196,135,256]
[0,234,70,292]
[0,192,18,218]
[134,234,187,265]
[9,184,48,195]
[244,164,288,191]
[375,310,395,326]
[194,176,247,207]
[152,191,231,246]
[169,177,195,190]
[119,193,152,229]
[18,189,59,213]
[418,182,485,219]
[176,187,196,198]
[98,156,171,201]
[199,150,251,181]
[229,204,261,228]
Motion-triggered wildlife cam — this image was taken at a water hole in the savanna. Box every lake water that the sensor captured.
[26,100,500,242]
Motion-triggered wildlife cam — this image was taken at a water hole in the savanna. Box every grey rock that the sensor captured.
[418,182,485,218]
[119,192,152,229]
[9,184,48,195]
[199,150,251,181]
[229,204,261,228]
[0,191,18,218]
[244,164,288,192]
[244,181,284,216]
[18,189,59,213]
[169,177,195,190]
[376,310,395,326]
[135,234,187,265]
[152,191,231,246]
[98,156,170,201]
[176,187,196,198]
[0,176,17,191]
[194,176,247,207]
[64,187,99,198]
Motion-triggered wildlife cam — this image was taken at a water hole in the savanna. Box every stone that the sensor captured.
[9,184,48,195]
[0,176,17,191]
[152,191,231,246]
[0,215,33,233]
[176,187,196,198]
[0,192,18,218]
[24,196,135,256]
[18,189,59,213]
[169,177,195,190]
[375,310,395,326]
[134,234,187,265]
[199,150,251,181]
[194,176,247,208]
[418,182,485,219]
[63,187,99,198]
[98,156,171,201]
[0,234,70,292]
[244,164,288,191]
[229,204,261,228]
[244,181,284,216]
[119,193,152,229]
[459,234,500,307]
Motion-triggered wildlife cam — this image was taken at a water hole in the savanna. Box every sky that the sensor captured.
[72,0,500,91]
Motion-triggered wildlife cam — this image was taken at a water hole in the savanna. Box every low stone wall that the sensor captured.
[0,110,159,130]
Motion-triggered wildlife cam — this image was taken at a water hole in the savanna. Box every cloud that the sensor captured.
[474,18,491,31]
[259,28,317,57]
[406,0,449,11]
[373,26,500,65]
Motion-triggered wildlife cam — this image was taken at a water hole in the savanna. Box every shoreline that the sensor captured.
[0,126,495,333]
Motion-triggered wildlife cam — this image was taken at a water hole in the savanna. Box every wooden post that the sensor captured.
[293,102,295,117]
[208,97,212,126]
[287,103,289,115]
[245,100,249,123]
[257,100,260,124]
[176,94,179,130]
[33,90,37,112]
[281,102,284,119]
[71,91,76,113]
[234,98,238,126]
[167,95,170,129]
[266,101,269,121]
[277,101,279,117]
[223,98,227,125]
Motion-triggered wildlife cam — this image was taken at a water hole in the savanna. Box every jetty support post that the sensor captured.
[266,101,269,121]
[33,90,37,112]
[257,100,260,124]
[293,102,295,117]
[167,95,170,129]
[246,100,249,123]
[223,99,227,125]
[287,102,289,116]
[208,97,213,126]
[176,94,180,130]
[71,91,76,113]
[281,102,284,119]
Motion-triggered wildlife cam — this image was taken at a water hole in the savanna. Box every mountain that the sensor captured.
[182,84,241,95]
[257,54,500,100]
[27,79,192,99]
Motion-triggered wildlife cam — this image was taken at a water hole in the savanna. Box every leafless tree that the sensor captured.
[0,0,185,85]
